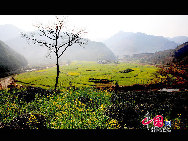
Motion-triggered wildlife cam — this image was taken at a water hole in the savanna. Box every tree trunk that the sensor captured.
[55,56,59,91]
[54,27,59,91]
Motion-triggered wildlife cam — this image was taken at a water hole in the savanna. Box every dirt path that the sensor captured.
[0,76,15,90]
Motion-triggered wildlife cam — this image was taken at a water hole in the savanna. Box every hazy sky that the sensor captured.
[0,15,188,41]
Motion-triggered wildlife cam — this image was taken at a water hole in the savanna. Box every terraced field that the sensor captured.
[14,61,160,89]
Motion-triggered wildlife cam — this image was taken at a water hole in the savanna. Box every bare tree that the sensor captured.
[21,16,87,90]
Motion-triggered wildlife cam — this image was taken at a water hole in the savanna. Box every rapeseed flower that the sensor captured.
[78,108,83,112]
[56,104,62,110]
[100,104,105,111]
[106,119,120,129]
[61,111,67,115]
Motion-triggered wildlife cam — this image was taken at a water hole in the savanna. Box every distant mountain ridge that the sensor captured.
[0,24,23,41]
[103,31,178,57]
[0,24,187,66]
[167,36,188,45]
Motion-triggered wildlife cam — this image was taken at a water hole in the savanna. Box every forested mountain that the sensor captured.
[0,40,27,77]
[173,42,188,65]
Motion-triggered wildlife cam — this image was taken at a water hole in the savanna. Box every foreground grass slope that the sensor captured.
[0,87,120,129]
[1,86,186,129]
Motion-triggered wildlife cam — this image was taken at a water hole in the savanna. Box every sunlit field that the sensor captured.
[15,61,159,89]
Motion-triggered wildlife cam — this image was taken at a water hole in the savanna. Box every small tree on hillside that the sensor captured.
[21,16,87,90]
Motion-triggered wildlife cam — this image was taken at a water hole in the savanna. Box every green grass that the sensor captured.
[15,61,159,89]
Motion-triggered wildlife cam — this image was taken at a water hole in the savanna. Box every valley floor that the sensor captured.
[0,61,187,130]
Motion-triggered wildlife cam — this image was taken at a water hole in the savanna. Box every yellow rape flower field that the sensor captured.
[0,86,122,129]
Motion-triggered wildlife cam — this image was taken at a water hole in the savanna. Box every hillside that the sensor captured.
[143,42,188,65]
[0,40,28,77]
[6,36,117,65]
[173,42,188,65]
[1,25,117,65]
[122,42,188,66]
[5,36,52,66]
[59,40,117,62]
[138,50,175,65]
[103,31,178,57]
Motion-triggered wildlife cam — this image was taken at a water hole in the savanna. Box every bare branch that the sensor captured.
[33,23,57,41]
[56,22,64,39]
[21,32,54,49]
[57,31,88,58]
[46,49,53,59]
[39,28,56,41]
[58,45,70,59]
